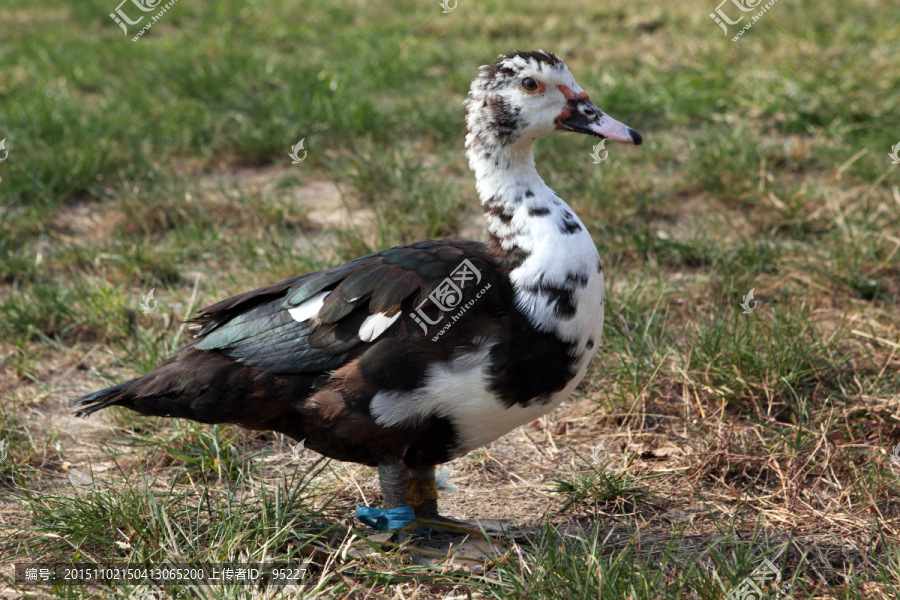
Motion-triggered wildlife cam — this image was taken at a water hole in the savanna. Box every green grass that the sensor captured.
[2,0,900,597]
[553,455,655,513]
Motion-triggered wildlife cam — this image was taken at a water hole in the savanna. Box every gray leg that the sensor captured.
[378,463,409,510]
[378,463,495,538]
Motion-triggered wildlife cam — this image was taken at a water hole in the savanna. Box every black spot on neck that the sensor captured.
[565,270,590,288]
[483,197,520,251]
[525,281,577,319]
[544,287,577,319]
[559,212,583,234]
[485,96,523,147]
[503,246,531,269]
[529,207,551,217]
[484,197,514,224]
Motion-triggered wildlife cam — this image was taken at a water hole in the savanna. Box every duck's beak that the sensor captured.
[556,98,642,145]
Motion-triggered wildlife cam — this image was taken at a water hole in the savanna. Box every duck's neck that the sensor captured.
[466,139,604,348]
[467,141,582,258]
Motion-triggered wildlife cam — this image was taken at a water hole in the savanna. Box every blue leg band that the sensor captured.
[354,505,416,531]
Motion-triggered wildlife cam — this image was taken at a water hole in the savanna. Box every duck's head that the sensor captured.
[465,50,641,159]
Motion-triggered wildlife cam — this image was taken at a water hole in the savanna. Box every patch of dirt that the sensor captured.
[0,8,70,32]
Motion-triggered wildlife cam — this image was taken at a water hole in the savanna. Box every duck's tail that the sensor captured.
[70,382,134,417]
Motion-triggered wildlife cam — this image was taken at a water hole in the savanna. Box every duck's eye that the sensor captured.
[521,78,540,93]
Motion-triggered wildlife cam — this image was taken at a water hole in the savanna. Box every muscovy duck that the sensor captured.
[73,50,641,534]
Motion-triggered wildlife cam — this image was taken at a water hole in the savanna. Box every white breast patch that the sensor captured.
[369,340,571,456]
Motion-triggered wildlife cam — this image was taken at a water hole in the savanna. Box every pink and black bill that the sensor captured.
[555,84,642,145]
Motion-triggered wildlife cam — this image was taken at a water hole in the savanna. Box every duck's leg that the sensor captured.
[378,462,410,510]
[374,464,495,538]
[354,463,417,532]
[407,468,491,538]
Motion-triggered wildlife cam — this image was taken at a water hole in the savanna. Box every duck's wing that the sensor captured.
[71,240,504,426]
[189,240,504,375]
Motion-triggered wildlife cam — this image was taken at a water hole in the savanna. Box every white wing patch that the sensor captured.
[287,291,331,323]
[358,312,400,342]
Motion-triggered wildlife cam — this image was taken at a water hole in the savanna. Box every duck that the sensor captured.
[72,50,641,535]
